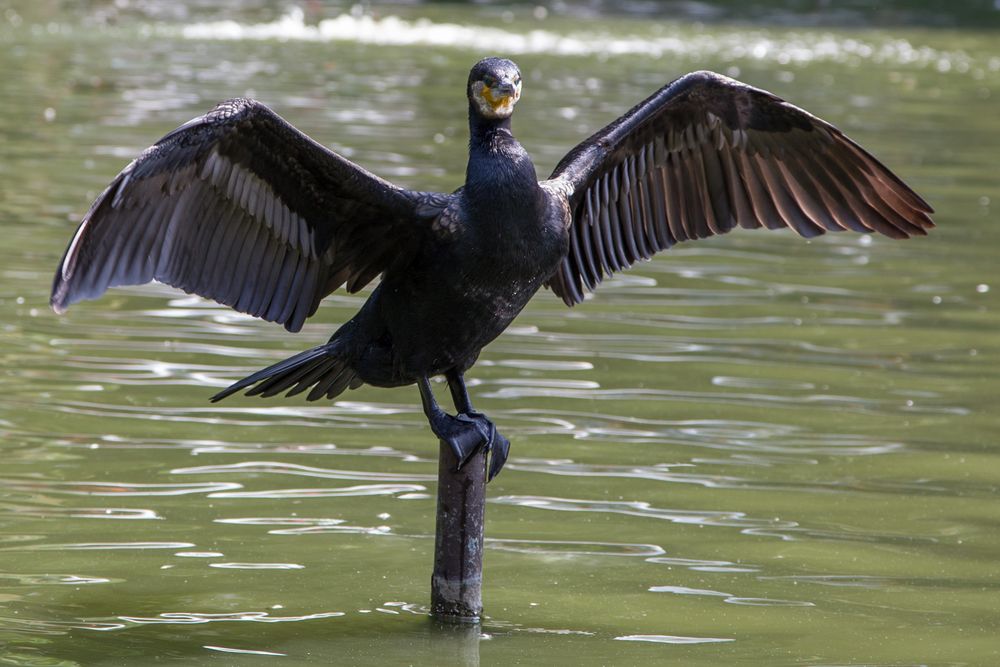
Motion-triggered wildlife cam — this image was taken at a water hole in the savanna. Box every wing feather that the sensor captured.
[698,138,732,234]
[663,161,687,243]
[571,211,598,289]
[646,166,671,251]
[542,71,933,305]
[51,98,448,331]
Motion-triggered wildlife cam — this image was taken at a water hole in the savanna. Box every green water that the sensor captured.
[2,3,999,665]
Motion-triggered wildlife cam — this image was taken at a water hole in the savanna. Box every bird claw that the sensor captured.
[430,410,511,481]
[486,431,510,482]
[458,412,510,482]
[429,412,489,469]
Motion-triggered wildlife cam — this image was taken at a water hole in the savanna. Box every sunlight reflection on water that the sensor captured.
[615,634,734,644]
[177,8,981,74]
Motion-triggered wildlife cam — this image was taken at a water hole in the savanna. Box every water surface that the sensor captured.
[1,3,998,665]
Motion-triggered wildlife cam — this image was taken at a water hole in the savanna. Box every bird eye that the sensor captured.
[483,75,496,86]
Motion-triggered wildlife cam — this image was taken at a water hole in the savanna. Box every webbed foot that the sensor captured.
[428,410,493,470]
[419,375,511,481]
[462,412,511,482]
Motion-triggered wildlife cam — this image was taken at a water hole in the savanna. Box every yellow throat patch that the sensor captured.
[472,80,522,119]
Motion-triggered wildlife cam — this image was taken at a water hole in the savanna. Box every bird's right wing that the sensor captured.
[51,98,450,332]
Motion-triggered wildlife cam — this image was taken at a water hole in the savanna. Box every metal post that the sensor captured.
[431,440,486,622]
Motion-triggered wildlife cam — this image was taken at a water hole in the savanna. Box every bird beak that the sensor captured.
[494,81,517,98]
[483,79,521,111]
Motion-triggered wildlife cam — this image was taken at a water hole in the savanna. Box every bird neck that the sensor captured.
[465,111,538,205]
[468,106,512,139]
[467,112,516,162]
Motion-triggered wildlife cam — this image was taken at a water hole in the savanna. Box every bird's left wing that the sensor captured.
[51,98,449,331]
[542,71,934,305]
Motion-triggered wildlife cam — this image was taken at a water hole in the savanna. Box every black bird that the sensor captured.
[51,57,933,480]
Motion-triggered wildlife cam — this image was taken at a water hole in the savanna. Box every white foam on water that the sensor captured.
[180,7,972,71]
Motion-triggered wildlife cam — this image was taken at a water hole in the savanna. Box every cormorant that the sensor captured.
[51,57,933,480]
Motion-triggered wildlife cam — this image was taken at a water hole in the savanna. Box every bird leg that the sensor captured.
[418,376,493,472]
[445,370,510,482]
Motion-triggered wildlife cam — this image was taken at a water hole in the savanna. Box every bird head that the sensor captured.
[468,57,522,120]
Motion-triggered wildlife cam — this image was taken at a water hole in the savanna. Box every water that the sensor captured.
[2,3,999,665]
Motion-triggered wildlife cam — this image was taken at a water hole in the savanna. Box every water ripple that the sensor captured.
[118,610,344,625]
[504,460,756,491]
[758,574,891,589]
[501,413,906,456]
[648,585,731,597]
[171,460,434,482]
[208,484,426,500]
[48,399,421,429]
[0,573,117,586]
[0,615,126,635]
[615,634,734,644]
[0,479,241,496]
[174,551,224,558]
[648,586,814,607]
[712,375,816,390]
[189,443,422,461]
[208,562,304,570]
[0,505,160,520]
[486,539,664,558]
[205,646,286,657]
[504,459,955,497]
[483,385,961,416]
[492,495,801,537]
[724,597,814,607]
[4,541,195,551]
[496,495,940,545]
[512,627,596,636]
[646,556,759,573]
[53,435,423,462]
[215,516,393,536]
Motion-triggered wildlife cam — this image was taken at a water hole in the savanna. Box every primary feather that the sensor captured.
[543,71,933,305]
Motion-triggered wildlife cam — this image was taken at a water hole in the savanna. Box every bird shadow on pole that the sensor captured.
[431,439,487,624]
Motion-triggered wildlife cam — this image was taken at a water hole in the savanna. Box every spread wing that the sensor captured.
[542,71,934,305]
[51,98,449,331]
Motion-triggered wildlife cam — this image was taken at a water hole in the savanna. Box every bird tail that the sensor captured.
[210,341,362,403]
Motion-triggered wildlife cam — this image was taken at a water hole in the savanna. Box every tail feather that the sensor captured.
[251,356,327,398]
[308,367,354,401]
[284,357,342,398]
[210,342,359,403]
